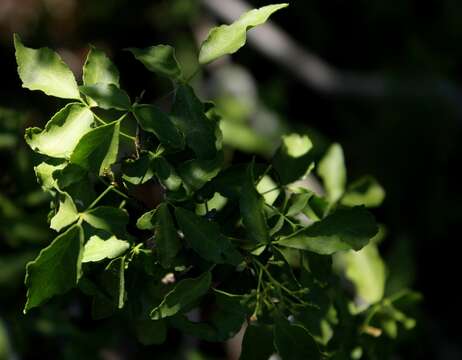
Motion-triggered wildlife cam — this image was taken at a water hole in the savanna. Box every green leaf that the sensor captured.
[178,151,224,193]
[34,161,66,190]
[198,3,288,64]
[150,271,211,320]
[240,325,275,360]
[70,120,120,176]
[25,103,94,159]
[239,166,269,244]
[135,320,167,345]
[277,206,378,255]
[82,235,129,263]
[91,256,126,319]
[81,206,129,238]
[152,156,183,192]
[273,317,319,360]
[132,104,184,150]
[341,176,386,208]
[272,133,314,185]
[79,83,131,110]
[127,45,183,81]
[318,143,346,203]
[334,243,386,306]
[286,192,313,217]
[14,34,80,99]
[175,208,242,265]
[171,85,219,159]
[24,224,83,312]
[83,46,120,87]
[50,192,79,231]
[136,208,157,230]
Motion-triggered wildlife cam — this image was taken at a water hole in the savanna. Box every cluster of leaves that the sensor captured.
[14,4,419,359]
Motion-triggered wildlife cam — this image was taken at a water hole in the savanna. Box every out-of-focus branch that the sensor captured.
[200,0,462,111]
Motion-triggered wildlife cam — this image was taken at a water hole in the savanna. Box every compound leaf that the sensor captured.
[14,34,80,99]
[24,224,83,312]
[199,4,288,64]
[25,103,94,159]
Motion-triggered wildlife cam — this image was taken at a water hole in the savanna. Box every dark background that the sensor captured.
[1,0,461,358]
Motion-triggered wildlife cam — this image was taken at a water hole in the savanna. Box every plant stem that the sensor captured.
[92,111,136,141]
[88,185,114,210]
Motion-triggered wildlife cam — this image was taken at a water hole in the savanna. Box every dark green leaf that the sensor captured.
[24,225,83,312]
[127,45,183,81]
[240,324,275,360]
[239,166,269,244]
[198,4,289,64]
[25,103,94,159]
[132,104,184,150]
[274,317,319,360]
[278,206,378,255]
[152,156,183,191]
[175,208,243,265]
[70,120,120,176]
[14,34,80,99]
[150,271,211,320]
[154,203,181,268]
[135,320,167,345]
[122,152,155,185]
[178,151,224,193]
[171,84,219,159]
[80,83,131,110]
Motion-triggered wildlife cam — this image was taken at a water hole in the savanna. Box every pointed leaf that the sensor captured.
[277,206,378,255]
[171,85,218,159]
[272,133,314,185]
[239,166,269,244]
[50,192,79,231]
[80,83,131,110]
[70,121,120,175]
[132,104,184,150]
[24,225,83,312]
[199,4,288,64]
[150,271,211,320]
[14,34,80,99]
[122,152,155,185]
[154,203,181,268]
[83,46,120,87]
[82,235,129,263]
[175,208,242,265]
[318,143,346,203]
[178,151,224,193]
[127,45,183,81]
[34,161,66,190]
[25,103,94,158]
[152,156,183,192]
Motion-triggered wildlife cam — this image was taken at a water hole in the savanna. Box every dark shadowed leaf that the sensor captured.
[277,206,378,255]
[150,271,211,320]
[24,225,83,312]
[132,104,184,150]
[274,317,319,360]
[240,324,275,360]
[81,206,129,238]
[171,85,218,159]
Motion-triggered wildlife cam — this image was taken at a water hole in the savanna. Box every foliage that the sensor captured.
[10,4,419,359]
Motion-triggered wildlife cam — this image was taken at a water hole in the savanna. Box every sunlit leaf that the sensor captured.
[14,34,80,99]
[83,46,120,87]
[50,192,79,231]
[341,176,385,208]
[82,235,129,263]
[199,4,288,64]
[80,83,131,110]
[25,103,94,159]
[318,143,346,203]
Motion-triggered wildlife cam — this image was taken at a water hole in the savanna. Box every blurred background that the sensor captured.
[1,0,461,358]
